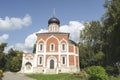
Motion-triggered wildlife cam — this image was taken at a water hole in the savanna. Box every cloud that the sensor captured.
[4,29,48,53]
[0,14,32,31]
[5,21,84,53]
[0,34,9,43]
[60,21,84,42]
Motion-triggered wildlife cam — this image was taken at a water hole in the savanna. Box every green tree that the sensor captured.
[102,0,120,66]
[94,51,105,65]
[0,43,7,70]
[79,21,103,67]
[5,48,23,72]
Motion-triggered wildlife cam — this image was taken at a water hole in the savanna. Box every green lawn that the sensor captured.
[26,73,82,80]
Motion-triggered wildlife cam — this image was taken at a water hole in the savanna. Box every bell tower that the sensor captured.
[48,9,60,32]
[48,17,60,32]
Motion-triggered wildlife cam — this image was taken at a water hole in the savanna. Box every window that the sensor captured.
[40,44,43,51]
[50,43,55,51]
[38,44,43,51]
[62,56,66,65]
[63,57,65,64]
[39,57,42,64]
[61,43,66,51]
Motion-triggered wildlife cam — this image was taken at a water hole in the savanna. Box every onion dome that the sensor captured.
[48,17,60,25]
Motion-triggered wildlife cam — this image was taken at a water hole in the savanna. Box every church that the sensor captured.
[21,16,80,74]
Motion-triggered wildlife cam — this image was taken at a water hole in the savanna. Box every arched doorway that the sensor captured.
[25,62,32,72]
[50,59,54,69]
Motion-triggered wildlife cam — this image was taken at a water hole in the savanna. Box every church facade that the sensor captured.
[21,17,80,74]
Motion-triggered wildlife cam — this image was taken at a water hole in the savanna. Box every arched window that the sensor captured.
[50,43,55,51]
[38,43,43,51]
[38,56,42,65]
[62,56,66,65]
[61,43,66,51]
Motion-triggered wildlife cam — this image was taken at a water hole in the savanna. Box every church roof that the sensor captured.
[48,17,60,25]
[68,39,77,46]
[36,32,69,35]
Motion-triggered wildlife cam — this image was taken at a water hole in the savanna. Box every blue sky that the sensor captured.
[0,0,105,52]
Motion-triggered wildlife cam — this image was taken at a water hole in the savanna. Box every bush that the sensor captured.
[0,70,3,78]
[106,65,120,76]
[109,76,119,80]
[85,66,108,80]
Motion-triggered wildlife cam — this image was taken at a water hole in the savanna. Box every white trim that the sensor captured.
[46,35,59,44]
[38,56,43,65]
[61,43,67,52]
[36,39,45,53]
[50,43,55,51]
[43,44,46,67]
[37,39,45,44]
[74,55,76,66]
[38,43,44,52]
[61,55,67,66]
[47,56,57,69]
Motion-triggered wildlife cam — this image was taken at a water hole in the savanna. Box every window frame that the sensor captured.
[61,56,66,65]
[38,43,44,51]
[61,43,66,51]
[38,56,43,65]
[50,43,55,51]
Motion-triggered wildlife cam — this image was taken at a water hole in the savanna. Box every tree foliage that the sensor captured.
[79,21,104,68]
[102,0,120,66]
[0,43,7,70]
[79,1,120,76]
[85,66,108,80]
[6,48,23,72]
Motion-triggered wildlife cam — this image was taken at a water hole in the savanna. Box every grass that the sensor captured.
[26,73,82,80]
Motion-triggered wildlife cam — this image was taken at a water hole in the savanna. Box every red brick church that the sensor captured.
[21,16,80,74]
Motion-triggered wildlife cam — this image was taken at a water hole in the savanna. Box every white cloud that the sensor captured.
[5,21,84,53]
[60,21,84,42]
[0,34,9,43]
[4,28,48,53]
[0,14,32,30]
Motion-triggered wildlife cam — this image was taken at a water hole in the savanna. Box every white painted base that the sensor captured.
[20,66,80,74]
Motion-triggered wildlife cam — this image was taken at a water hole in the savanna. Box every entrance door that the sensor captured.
[50,59,54,69]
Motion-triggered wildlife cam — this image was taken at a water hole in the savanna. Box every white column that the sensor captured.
[43,44,46,67]
[36,44,38,54]
[74,55,76,67]
[67,44,69,67]
[58,44,61,67]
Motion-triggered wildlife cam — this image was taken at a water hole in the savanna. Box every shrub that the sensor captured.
[109,76,119,80]
[0,70,3,78]
[85,66,108,80]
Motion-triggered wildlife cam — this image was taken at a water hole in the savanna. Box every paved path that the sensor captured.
[2,72,36,80]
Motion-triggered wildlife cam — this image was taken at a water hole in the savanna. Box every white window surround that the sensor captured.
[38,43,44,52]
[61,56,66,65]
[38,56,43,65]
[50,43,55,51]
[61,43,66,51]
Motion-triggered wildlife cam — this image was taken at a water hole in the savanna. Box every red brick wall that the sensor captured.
[69,55,74,66]
[69,45,74,52]
[75,47,78,54]
[46,37,58,52]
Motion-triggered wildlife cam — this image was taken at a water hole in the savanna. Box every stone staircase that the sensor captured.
[46,69,57,74]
